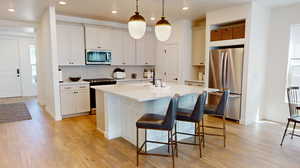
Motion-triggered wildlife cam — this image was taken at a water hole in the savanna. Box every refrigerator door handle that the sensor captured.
[223,51,229,90]
[221,51,226,90]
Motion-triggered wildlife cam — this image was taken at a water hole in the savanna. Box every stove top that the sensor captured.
[83,78,117,85]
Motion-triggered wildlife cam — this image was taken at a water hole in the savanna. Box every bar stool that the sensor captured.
[174,92,207,158]
[136,95,179,168]
[203,90,230,147]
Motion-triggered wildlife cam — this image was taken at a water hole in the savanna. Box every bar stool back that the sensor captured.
[136,95,179,168]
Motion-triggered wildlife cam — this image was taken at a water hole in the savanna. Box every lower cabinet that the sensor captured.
[60,84,90,117]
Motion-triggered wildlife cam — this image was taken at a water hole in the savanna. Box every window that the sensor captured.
[29,45,37,86]
[287,25,300,87]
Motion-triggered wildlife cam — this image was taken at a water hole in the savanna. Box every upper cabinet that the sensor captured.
[57,24,85,66]
[85,25,112,50]
[192,26,206,66]
[136,32,156,66]
[111,29,156,66]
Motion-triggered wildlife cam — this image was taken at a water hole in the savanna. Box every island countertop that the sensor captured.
[92,83,217,102]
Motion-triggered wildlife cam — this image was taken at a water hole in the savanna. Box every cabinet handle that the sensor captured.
[145,62,148,64]
[64,87,72,89]
[97,46,101,48]
[79,86,86,88]
[122,62,126,65]
[74,91,78,94]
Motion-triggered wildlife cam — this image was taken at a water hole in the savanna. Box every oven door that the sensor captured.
[86,50,112,65]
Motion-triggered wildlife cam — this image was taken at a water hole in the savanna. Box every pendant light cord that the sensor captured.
[162,0,165,17]
[136,0,139,12]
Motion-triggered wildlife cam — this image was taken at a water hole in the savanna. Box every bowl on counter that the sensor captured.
[69,77,81,82]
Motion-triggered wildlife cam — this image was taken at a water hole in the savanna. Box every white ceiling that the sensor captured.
[0,0,300,23]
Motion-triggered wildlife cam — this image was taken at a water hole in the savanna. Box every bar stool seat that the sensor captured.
[204,104,223,116]
[176,108,193,122]
[136,113,166,130]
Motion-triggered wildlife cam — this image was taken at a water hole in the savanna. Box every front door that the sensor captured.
[0,38,22,98]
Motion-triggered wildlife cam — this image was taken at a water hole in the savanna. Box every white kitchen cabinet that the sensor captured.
[85,25,112,50]
[111,29,124,65]
[60,84,90,117]
[192,26,206,66]
[123,31,136,65]
[136,32,156,66]
[57,24,85,66]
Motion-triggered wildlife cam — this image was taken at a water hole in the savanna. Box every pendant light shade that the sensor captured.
[128,0,146,39]
[155,0,172,42]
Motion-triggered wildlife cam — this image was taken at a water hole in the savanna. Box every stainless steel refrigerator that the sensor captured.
[208,47,244,121]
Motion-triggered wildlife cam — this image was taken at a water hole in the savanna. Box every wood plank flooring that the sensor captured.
[0,97,300,168]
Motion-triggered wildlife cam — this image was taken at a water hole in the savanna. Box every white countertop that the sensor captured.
[60,81,90,86]
[92,83,217,102]
[116,78,152,82]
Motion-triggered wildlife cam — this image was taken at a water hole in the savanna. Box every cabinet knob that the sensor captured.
[122,62,126,65]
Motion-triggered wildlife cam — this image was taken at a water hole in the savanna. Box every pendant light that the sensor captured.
[128,0,146,39]
[155,0,172,42]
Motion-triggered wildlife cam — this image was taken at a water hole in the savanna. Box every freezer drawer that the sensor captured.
[207,92,241,121]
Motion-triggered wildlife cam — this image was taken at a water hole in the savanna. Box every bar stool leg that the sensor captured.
[198,121,202,158]
[202,118,205,148]
[170,130,175,168]
[145,129,147,152]
[223,118,226,148]
[175,122,178,157]
[194,122,197,144]
[136,128,139,167]
[168,131,170,153]
[280,120,290,146]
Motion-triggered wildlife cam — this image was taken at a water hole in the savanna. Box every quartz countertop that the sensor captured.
[92,83,217,102]
[116,78,152,82]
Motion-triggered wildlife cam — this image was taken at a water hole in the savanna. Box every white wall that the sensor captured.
[242,2,270,125]
[262,4,300,123]
[37,6,61,120]
[205,2,271,125]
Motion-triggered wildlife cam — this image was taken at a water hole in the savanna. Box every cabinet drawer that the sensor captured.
[75,85,90,90]
[61,86,75,91]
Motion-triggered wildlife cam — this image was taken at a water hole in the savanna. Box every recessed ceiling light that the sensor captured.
[8,8,15,12]
[182,6,189,10]
[150,17,155,21]
[59,1,67,5]
[112,10,118,14]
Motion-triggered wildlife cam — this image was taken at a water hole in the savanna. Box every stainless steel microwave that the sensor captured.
[86,50,112,65]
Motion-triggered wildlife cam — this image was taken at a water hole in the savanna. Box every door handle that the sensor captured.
[17,68,20,77]
[174,78,178,81]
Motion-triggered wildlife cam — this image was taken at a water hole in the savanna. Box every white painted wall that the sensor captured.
[262,4,300,123]
[37,6,61,120]
[156,20,193,84]
[205,2,271,125]
[242,2,270,125]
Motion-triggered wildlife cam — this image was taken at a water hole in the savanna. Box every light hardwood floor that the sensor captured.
[0,98,300,168]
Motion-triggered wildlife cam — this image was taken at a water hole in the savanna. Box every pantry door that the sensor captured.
[161,44,179,83]
[0,38,22,98]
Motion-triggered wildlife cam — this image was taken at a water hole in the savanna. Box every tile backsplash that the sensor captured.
[60,65,154,81]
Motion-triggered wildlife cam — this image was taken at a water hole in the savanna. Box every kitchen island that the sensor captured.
[92,83,216,150]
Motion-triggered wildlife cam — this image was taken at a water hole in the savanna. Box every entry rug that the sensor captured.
[0,103,32,123]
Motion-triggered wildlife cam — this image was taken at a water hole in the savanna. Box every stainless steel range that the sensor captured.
[83,78,117,114]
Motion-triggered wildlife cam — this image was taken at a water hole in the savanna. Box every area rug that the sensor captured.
[0,103,32,123]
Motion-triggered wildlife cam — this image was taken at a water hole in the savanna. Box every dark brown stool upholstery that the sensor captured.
[136,95,179,168]
[203,90,230,147]
[175,92,207,158]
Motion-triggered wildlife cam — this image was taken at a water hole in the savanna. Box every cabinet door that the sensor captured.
[192,27,205,65]
[85,26,111,50]
[123,31,136,65]
[135,37,145,65]
[57,26,72,65]
[60,90,76,115]
[144,32,156,65]
[111,29,124,65]
[70,26,85,65]
[76,90,90,113]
